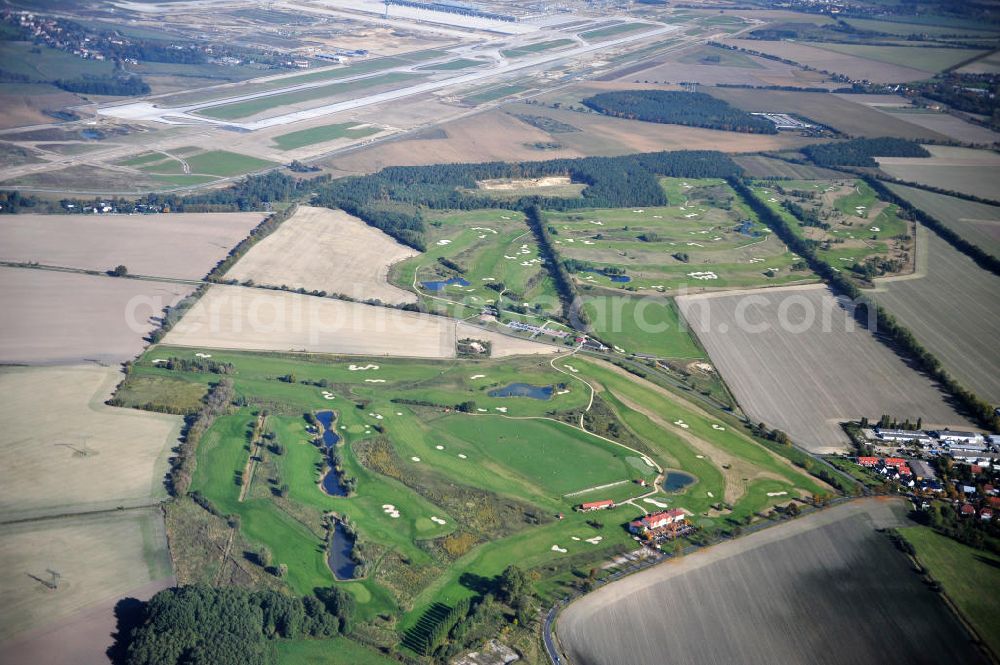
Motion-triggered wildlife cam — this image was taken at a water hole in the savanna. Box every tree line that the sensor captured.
[581,90,778,134]
[802,137,930,167]
[117,584,355,665]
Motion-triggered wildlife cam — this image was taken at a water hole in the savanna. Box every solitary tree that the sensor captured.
[110,264,128,277]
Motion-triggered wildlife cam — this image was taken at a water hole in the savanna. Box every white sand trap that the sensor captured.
[557,389,570,395]
[564,364,579,373]
[430,516,447,525]
[767,491,789,497]
[411,456,421,462]
[551,545,567,553]
[477,408,488,412]
[589,220,604,225]
[712,424,726,431]
[870,226,880,232]
[151,358,167,364]
[687,272,718,280]
[504,255,517,259]
[686,242,704,247]
[349,364,380,371]
[374,414,384,420]
[382,504,394,510]
[644,498,668,508]
[481,277,495,282]
[458,453,467,459]
[673,420,690,429]
[194,353,212,358]
[696,454,705,459]
[364,379,386,383]
[340,425,347,429]
[322,394,335,400]
[470,374,486,379]
[572,536,581,541]
[435,445,445,450]
[437,239,452,246]
[707,491,715,498]
[472,227,498,234]
[495,407,508,413]
[586,536,603,544]
[396,412,403,416]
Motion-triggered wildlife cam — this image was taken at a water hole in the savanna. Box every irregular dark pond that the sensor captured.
[662,471,696,492]
[488,383,553,400]
[421,276,471,291]
[316,410,345,496]
[583,267,630,283]
[327,521,357,580]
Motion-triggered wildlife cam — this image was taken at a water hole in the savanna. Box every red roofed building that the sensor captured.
[629,509,686,534]
[960,503,976,517]
[858,457,878,467]
[579,499,614,512]
[971,465,983,475]
[898,465,912,476]
[990,496,1000,509]
[884,458,906,468]
[981,508,993,521]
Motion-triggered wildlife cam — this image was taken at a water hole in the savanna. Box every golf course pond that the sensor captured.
[327,521,357,580]
[316,411,346,497]
[488,383,553,400]
[420,276,471,291]
[662,471,696,492]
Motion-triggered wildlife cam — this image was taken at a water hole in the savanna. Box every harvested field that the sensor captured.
[0,509,173,646]
[0,267,193,365]
[873,108,1000,145]
[225,206,419,304]
[805,43,987,74]
[722,39,934,82]
[162,285,555,358]
[732,155,841,179]
[871,232,1000,402]
[887,183,1000,256]
[677,285,973,452]
[878,146,1000,200]
[706,88,949,140]
[0,365,180,521]
[958,51,1000,74]
[557,498,988,665]
[455,323,560,358]
[616,49,828,88]
[0,212,265,279]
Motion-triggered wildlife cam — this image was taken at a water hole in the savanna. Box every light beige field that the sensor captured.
[226,206,418,304]
[957,50,1000,74]
[872,108,1000,145]
[0,212,265,279]
[722,39,933,83]
[163,285,557,358]
[0,510,173,647]
[677,285,975,452]
[456,323,560,358]
[878,146,1000,199]
[0,267,194,365]
[0,365,181,521]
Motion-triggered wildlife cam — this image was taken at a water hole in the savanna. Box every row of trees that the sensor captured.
[525,205,588,327]
[54,75,150,96]
[582,90,778,134]
[802,137,930,167]
[120,585,355,665]
[732,176,1000,432]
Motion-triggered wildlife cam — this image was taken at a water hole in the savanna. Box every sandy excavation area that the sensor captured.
[677,285,974,452]
[0,365,181,521]
[225,206,419,304]
[0,267,194,365]
[0,212,265,279]
[163,286,558,359]
[557,498,987,665]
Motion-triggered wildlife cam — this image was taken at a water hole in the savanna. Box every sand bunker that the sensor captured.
[644,498,669,508]
[382,504,400,518]
[430,516,447,525]
[551,545,568,553]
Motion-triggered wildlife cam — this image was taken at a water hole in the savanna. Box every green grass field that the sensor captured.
[584,295,705,359]
[272,122,380,150]
[183,150,278,177]
[677,45,763,68]
[416,58,483,71]
[580,23,651,40]
[0,41,116,81]
[501,39,575,58]
[196,72,423,120]
[462,84,529,105]
[900,526,1000,656]
[275,637,397,664]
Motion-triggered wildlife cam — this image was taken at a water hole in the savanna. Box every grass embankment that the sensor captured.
[900,526,1000,657]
